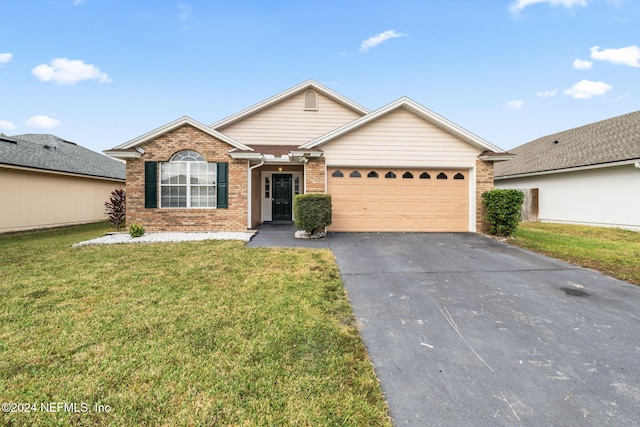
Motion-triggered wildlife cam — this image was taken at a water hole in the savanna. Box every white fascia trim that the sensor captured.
[289,150,323,158]
[210,80,370,129]
[301,97,505,154]
[494,158,640,180]
[478,154,516,162]
[103,149,142,159]
[228,151,263,160]
[111,116,252,151]
[0,163,125,182]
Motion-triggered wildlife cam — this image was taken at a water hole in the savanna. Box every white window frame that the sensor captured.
[160,151,217,209]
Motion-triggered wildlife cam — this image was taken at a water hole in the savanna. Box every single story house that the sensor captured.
[495,110,640,231]
[105,80,513,233]
[0,133,125,233]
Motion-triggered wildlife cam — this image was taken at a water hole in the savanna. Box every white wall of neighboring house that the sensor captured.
[495,163,640,231]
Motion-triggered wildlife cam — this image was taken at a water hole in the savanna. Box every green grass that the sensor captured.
[0,223,391,426]
[511,222,640,285]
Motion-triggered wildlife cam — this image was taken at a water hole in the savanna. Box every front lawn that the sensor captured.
[511,222,640,285]
[0,223,391,426]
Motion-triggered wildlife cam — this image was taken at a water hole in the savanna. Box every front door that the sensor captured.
[272,174,293,221]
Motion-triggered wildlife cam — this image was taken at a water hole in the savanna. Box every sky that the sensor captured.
[1,0,639,153]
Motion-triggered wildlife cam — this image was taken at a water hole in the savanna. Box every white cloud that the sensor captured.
[573,58,593,70]
[25,115,61,129]
[32,58,111,85]
[507,100,524,109]
[510,0,587,13]
[612,93,629,102]
[73,0,84,5]
[177,3,193,30]
[0,120,17,131]
[536,89,558,97]
[590,45,640,67]
[0,53,13,66]
[178,3,192,20]
[563,80,612,99]
[360,30,407,53]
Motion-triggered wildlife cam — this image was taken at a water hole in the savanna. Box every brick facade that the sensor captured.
[475,159,494,233]
[304,157,326,193]
[126,124,248,232]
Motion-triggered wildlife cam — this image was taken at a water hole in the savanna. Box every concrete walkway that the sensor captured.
[247,228,640,426]
[246,223,330,248]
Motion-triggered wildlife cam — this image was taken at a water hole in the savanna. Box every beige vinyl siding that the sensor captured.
[0,167,122,233]
[322,108,481,168]
[220,93,362,146]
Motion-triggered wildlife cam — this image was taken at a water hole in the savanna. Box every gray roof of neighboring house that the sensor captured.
[494,110,640,178]
[0,133,125,180]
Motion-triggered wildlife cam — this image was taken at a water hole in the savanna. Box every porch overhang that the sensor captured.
[103,148,143,159]
[478,150,516,162]
[228,146,323,163]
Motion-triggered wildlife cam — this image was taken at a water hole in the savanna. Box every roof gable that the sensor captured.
[300,97,504,153]
[106,116,251,156]
[1,134,125,180]
[495,110,640,178]
[210,80,370,130]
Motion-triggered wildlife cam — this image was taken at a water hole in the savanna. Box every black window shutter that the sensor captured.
[217,162,228,208]
[144,161,158,208]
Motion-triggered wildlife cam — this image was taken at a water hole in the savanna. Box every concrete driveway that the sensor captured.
[328,232,640,426]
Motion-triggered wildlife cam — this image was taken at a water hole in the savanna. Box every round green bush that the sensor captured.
[129,223,145,238]
[481,189,524,236]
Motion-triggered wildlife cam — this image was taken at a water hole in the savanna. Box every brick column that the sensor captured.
[305,157,326,193]
[475,159,494,233]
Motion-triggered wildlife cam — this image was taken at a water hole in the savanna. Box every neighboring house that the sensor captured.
[495,111,640,231]
[105,80,513,233]
[0,133,125,233]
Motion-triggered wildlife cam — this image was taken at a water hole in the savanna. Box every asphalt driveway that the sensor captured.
[328,232,640,426]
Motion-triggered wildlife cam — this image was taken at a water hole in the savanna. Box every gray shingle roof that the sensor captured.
[0,133,125,180]
[494,110,640,178]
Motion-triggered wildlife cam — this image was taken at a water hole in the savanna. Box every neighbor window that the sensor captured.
[160,150,216,208]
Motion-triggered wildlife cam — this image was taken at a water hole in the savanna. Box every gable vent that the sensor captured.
[304,90,318,111]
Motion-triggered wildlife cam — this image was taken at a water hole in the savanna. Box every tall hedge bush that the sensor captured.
[481,189,524,236]
[294,194,332,234]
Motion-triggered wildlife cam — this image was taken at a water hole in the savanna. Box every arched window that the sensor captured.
[304,90,318,110]
[367,171,379,178]
[454,173,465,180]
[161,150,216,208]
[349,170,361,178]
[170,150,206,162]
[331,170,344,178]
[385,171,396,179]
[437,172,448,180]
[419,172,431,179]
[402,172,414,179]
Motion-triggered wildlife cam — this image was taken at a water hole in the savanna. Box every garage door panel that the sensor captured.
[328,168,469,232]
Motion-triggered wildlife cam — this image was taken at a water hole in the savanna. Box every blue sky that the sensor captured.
[1,0,639,153]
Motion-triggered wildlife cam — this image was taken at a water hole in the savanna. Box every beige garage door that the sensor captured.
[328,168,469,232]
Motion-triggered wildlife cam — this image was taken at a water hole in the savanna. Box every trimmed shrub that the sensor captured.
[294,194,332,234]
[481,189,525,236]
[104,188,126,231]
[129,223,145,238]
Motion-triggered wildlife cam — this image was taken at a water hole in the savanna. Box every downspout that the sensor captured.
[247,160,264,229]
